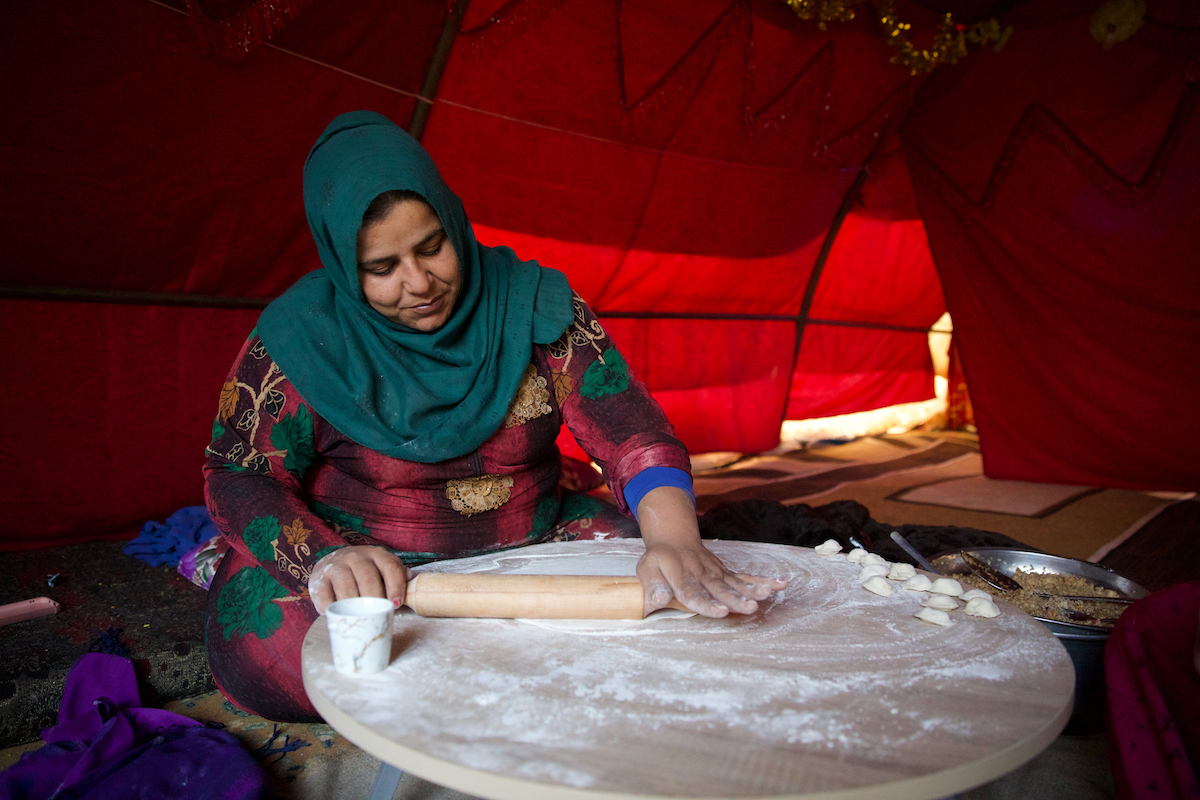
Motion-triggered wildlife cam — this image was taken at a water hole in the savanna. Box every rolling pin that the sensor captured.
[403,573,689,619]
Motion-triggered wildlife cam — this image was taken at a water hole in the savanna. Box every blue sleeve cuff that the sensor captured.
[622,467,695,520]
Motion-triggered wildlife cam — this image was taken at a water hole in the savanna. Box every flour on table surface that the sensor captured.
[305,539,1073,798]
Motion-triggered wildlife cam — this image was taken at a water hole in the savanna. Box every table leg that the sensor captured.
[368,761,404,800]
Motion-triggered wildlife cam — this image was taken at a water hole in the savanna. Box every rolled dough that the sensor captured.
[859,564,889,582]
[902,574,934,592]
[814,539,843,557]
[923,595,959,611]
[964,597,1002,618]
[930,577,965,597]
[518,607,698,632]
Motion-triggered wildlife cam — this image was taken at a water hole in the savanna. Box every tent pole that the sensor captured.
[789,141,884,380]
[792,165,875,362]
[408,0,472,141]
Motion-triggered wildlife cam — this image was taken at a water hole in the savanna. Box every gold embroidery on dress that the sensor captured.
[503,364,552,428]
[204,359,290,467]
[446,474,515,516]
[271,541,312,583]
[546,293,607,376]
[550,370,573,405]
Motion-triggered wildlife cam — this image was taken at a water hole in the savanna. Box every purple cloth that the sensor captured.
[123,506,218,568]
[0,654,270,800]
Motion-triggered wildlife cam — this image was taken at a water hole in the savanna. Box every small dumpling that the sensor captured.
[862,553,890,569]
[859,564,889,582]
[929,577,965,597]
[915,607,953,627]
[902,574,934,592]
[863,575,896,597]
[964,597,1002,618]
[923,594,959,611]
[847,548,868,564]
[814,539,842,557]
[887,563,916,582]
[960,588,994,603]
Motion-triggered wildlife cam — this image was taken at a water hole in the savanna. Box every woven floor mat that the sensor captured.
[694,435,1174,563]
[1099,498,1200,592]
[164,690,482,799]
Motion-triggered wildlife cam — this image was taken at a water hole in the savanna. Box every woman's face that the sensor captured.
[356,199,462,331]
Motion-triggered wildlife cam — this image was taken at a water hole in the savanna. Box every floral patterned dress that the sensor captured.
[203,295,691,721]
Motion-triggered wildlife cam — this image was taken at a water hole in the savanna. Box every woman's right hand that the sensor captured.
[308,545,408,615]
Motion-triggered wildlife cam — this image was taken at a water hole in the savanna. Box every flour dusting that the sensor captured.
[304,540,1075,798]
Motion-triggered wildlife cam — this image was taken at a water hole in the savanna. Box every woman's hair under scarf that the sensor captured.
[256,111,573,463]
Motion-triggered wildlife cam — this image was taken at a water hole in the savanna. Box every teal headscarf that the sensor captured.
[257,111,573,463]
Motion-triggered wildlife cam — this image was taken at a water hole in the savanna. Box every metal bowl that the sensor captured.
[929,547,1150,734]
[928,547,1150,635]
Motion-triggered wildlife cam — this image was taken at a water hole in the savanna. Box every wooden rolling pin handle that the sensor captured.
[404,573,688,619]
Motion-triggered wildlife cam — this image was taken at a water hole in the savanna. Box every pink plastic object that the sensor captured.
[0,596,60,626]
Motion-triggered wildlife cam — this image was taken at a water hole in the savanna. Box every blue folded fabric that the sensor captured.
[123,506,218,568]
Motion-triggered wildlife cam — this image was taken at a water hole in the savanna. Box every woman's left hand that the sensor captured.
[634,486,787,617]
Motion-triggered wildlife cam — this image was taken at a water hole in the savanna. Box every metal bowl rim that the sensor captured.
[927,546,1148,635]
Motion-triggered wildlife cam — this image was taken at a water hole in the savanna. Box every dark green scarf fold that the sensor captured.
[257,111,573,463]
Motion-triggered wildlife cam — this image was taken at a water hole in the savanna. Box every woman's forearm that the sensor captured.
[634,486,786,617]
[636,485,701,548]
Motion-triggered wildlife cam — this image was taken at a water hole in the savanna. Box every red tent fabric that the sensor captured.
[2,0,1196,548]
[424,0,937,450]
[902,2,1200,490]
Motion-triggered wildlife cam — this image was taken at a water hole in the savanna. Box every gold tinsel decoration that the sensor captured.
[785,0,857,31]
[786,0,1013,74]
[878,0,1012,74]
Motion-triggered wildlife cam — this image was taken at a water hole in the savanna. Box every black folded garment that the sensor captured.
[698,498,1033,564]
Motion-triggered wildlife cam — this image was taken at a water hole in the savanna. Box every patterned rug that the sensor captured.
[890,476,1099,517]
[692,433,1177,564]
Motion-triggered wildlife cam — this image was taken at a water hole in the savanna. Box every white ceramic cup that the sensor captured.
[326,596,395,675]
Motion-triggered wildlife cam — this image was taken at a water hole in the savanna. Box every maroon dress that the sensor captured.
[1106,582,1200,800]
[203,295,690,720]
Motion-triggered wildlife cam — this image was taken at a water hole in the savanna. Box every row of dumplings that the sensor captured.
[814,539,1002,627]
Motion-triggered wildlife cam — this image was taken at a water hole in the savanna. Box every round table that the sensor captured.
[303,540,1075,800]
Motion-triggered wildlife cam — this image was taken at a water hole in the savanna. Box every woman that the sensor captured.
[203,110,785,722]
